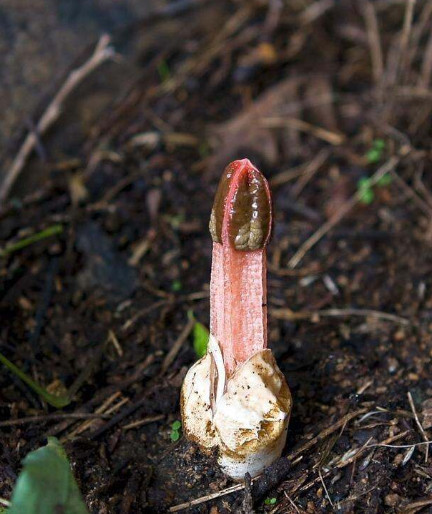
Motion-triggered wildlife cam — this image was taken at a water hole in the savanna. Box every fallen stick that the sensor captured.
[0,35,115,205]
[288,156,400,269]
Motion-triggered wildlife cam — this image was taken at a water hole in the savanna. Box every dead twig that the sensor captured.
[122,414,165,431]
[318,468,335,510]
[160,318,195,376]
[389,168,432,218]
[270,163,305,188]
[62,393,129,441]
[366,439,431,450]
[0,412,109,427]
[299,0,334,25]
[121,291,208,332]
[0,35,115,205]
[289,408,368,461]
[291,149,331,199]
[169,482,249,512]
[287,156,400,269]
[408,391,430,462]
[293,430,410,499]
[283,492,300,514]
[419,26,432,87]
[403,496,432,513]
[396,0,416,85]
[240,473,254,514]
[270,307,411,326]
[363,1,384,89]
[262,117,345,146]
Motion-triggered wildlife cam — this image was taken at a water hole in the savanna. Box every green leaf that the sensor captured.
[171,280,182,292]
[373,138,385,150]
[365,139,385,164]
[0,351,70,408]
[170,430,180,442]
[357,177,371,189]
[264,497,277,505]
[0,224,63,258]
[157,59,171,83]
[359,187,374,204]
[357,177,375,205]
[172,420,181,430]
[9,437,89,514]
[366,149,380,164]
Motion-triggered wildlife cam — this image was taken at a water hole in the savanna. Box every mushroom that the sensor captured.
[181,159,292,480]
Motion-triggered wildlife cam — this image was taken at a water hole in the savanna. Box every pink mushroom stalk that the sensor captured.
[209,159,271,375]
[181,159,291,480]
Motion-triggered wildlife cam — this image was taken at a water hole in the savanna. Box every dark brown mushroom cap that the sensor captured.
[209,159,272,251]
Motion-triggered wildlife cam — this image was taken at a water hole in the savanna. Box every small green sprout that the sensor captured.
[166,213,185,229]
[0,224,63,258]
[357,177,374,204]
[171,420,182,442]
[357,172,392,205]
[264,497,277,505]
[171,280,182,292]
[157,59,171,83]
[365,138,385,164]
[0,351,70,408]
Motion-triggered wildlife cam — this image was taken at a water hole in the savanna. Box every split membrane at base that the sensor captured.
[181,335,291,480]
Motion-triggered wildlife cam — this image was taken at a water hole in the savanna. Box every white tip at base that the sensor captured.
[181,336,292,480]
[217,430,288,480]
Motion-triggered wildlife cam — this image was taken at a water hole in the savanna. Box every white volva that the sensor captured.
[181,335,291,480]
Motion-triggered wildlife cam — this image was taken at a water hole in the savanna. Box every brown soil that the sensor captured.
[1,1,432,513]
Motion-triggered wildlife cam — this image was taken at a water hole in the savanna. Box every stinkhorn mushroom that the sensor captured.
[181,159,292,480]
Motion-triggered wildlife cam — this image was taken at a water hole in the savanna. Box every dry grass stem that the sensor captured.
[288,156,400,268]
[0,35,115,205]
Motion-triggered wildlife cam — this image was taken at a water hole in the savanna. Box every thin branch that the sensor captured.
[270,307,411,326]
[169,482,248,512]
[160,318,195,375]
[367,440,431,449]
[287,156,400,269]
[389,169,432,218]
[408,391,430,462]
[395,0,416,85]
[299,0,335,25]
[404,497,432,512]
[0,412,109,427]
[0,35,115,205]
[283,492,300,513]
[122,414,165,430]
[319,468,335,510]
[262,117,345,146]
[363,1,384,88]
[419,26,432,86]
[292,148,331,199]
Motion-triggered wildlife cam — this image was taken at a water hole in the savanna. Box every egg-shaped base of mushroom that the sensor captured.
[181,336,292,480]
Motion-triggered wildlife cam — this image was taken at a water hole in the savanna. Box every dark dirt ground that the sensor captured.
[1,1,432,512]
